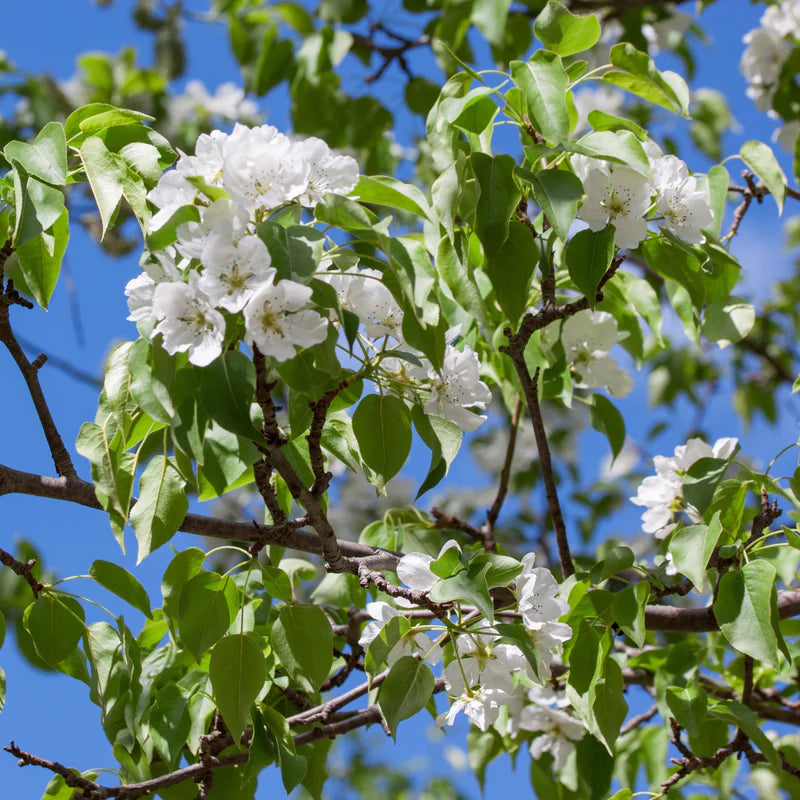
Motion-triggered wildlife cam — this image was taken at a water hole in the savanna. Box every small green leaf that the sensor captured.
[89,560,152,618]
[740,140,787,213]
[703,296,756,348]
[669,513,723,593]
[178,572,239,661]
[79,136,124,237]
[527,168,583,241]
[485,220,536,325]
[4,122,67,185]
[534,1,601,56]
[24,595,85,666]
[510,52,570,144]
[210,633,268,744]
[713,560,783,668]
[13,206,69,309]
[352,394,412,485]
[666,685,707,738]
[592,656,627,753]
[565,225,615,301]
[130,456,188,563]
[589,395,625,461]
[194,350,259,439]
[378,656,435,739]
[161,547,205,633]
[429,560,494,621]
[270,604,333,693]
[611,582,648,648]
[683,457,732,515]
[354,175,432,220]
[470,153,520,256]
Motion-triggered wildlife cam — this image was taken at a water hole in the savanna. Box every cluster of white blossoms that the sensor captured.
[361,544,577,742]
[741,0,800,113]
[560,310,633,398]
[125,123,360,366]
[571,141,714,249]
[630,436,738,538]
[166,80,260,132]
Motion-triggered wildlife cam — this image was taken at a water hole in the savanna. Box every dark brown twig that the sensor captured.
[0,278,77,479]
[0,547,43,597]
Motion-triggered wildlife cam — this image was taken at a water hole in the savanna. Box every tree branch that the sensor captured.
[0,276,77,479]
[0,547,43,597]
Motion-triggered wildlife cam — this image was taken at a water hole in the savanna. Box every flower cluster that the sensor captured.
[571,141,714,249]
[363,546,574,738]
[125,124,360,366]
[560,309,633,398]
[741,1,800,113]
[630,436,738,538]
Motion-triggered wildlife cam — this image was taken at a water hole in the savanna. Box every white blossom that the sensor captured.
[223,124,309,212]
[289,137,360,206]
[396,539,461,597]
[175,199,250,260]
[656,176,714,244]
[125,248,183,322]
[561,310,633,397]
[167,81,259,130]
[642,11,692,54]
[243,274,329,362]
[147,170,198,231]
[630,437,738,537]
[519,705,586,770]
[425,344,492,432]
[516,554,569,628]
[199,232,272,312]
[151,272,225,367]
[345,269,404,340]
[741,11,795,112]
[578,165,653,249]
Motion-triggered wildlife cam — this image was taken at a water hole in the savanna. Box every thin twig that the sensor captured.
[0,548,43,597]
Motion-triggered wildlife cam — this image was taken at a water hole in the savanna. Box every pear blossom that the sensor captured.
[630,437,738,537]
[452,628,530,694]
[519,704,586,770]
[561,310,633,398]
[436,680,513,733]
[147,170,198,231]
[516,554,569,628]
[243,274,329,362]
[578,165,653,249]
[656,176,714,244]
[425,344,492,432]
[175,199,250,260]
[223,125,309,212]
[345,269,404,340]
[642,11,692,54]
[151,273,225,367]
[167,81,259,130]
[199,232,272,312]
[289,137,360,206]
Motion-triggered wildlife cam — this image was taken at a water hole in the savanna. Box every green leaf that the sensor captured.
[436,236,486,321]
[683,456,732,516]
[429,560,494,621]
[355,175,432,220]
[703,297,756,348]
[4,122,67,185]
[666,685,706,738]
[194,351,259,440]
[565,224,615,301]
[534,1,601,56]
[711,700,780,769]
[604,43,688,115]
[130,456,188,563]
[713,560,783,668]
[740,140,787,214]
[24,595,85,666]
[75,418,135,547]
[79,136,124,237]
[470,153,520,256]
[257,222,324,281]
[260,705,308,792]
[593,656,627,753]
[564,130,650,176]
[611,582,648,648]
[65,103,153,143]
[365,615,410,676]
[352,394,412,485]
[669,513,723,594]
[510,52,570,144]
[259,565,293,604]
[89,560,152,618]
[210,633,268,744]
[527,168,583,241]
[378,656,435,739]
[14,206,69,309]
[178,572,239,662]
[589,395,625,461]
[161,547,205,634]
[485,220,536,325]
[270,604,332,693]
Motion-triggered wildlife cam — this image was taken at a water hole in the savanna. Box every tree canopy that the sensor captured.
[1,0,800,798]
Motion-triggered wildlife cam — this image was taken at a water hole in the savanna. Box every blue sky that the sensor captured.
[1,1,798,798]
